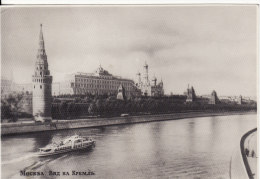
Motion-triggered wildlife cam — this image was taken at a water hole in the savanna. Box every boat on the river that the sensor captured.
[37,135,95,157]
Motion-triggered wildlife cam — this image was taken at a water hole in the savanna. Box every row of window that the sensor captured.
[33,85,51,90]
[55,146,71,151]
[74,89,116,95]
[97,75,112,79]
[33,78,50,83]
[75,78,132,86]
[74,89,132,96]
[73,83,131,90]
[36,66,47,70]
[74,82,132,88]
[34,71,49,76]
[34,85,42,89]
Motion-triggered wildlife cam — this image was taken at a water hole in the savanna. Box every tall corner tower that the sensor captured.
[32,24,53,120]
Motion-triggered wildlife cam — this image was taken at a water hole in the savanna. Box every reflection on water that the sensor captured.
[1,114,257,179]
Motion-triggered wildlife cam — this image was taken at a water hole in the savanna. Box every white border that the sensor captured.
[1,0,260,5]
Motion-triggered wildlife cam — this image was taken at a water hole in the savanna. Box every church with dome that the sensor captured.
[136,62,164,97]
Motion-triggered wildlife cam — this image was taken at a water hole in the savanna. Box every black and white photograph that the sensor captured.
[1,4,258,179]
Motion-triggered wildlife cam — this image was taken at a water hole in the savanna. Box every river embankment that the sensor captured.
[1,111,256,136]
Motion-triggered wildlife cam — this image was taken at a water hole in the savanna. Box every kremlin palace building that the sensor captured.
[54,65,141,97]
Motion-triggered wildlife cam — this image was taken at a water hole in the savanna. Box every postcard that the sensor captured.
[1,4,258,179]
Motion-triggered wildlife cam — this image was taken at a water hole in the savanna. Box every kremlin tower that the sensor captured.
[32,24,53,121]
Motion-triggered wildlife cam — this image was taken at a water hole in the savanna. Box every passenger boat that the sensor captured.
[37,135,95,157]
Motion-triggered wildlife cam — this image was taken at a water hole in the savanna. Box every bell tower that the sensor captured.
[142,61,151,96]
[32,24,53,121]
[143,61,149,85]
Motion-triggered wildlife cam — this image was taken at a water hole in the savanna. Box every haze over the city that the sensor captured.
[1,6,257,97]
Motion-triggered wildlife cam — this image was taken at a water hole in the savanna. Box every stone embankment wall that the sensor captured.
[1,111,255,136]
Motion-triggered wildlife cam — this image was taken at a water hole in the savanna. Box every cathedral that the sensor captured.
[136,62,164,97]
[32,24,53,121]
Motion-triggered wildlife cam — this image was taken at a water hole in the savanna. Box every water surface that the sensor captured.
[1,114,257,179]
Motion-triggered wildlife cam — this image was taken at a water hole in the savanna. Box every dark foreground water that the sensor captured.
[1,114,257,179]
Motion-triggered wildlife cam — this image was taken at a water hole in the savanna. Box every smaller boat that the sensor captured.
[37,135,95,157]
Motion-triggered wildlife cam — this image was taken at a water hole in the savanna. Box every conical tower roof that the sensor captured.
[37,24,47,61]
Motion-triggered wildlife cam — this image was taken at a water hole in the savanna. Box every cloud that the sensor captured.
[1,6,257,97]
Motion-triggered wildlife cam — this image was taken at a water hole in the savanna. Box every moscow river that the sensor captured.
[1,114,257,179]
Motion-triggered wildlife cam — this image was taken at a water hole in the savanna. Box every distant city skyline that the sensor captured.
[1,6,257,97]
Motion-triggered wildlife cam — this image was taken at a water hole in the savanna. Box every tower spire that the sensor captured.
[37,24,46,60]
[39,24,44,48]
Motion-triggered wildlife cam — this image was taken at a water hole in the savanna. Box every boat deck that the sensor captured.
[244,130,257,178]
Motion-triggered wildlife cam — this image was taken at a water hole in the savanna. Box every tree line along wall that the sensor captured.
[51,96,257,120]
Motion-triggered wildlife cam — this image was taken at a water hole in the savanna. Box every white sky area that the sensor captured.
[1,5,257,97]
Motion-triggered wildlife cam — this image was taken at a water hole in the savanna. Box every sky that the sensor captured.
[1,5,257,97]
